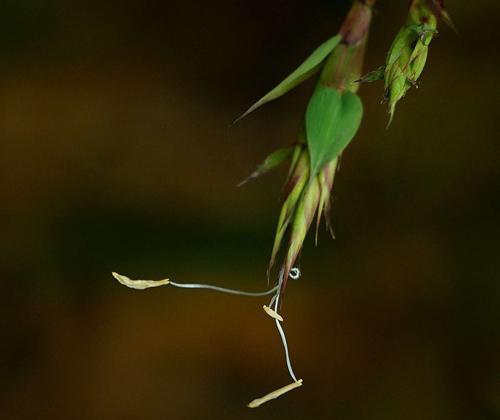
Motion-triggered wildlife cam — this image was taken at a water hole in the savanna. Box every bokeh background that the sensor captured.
[1,1,499,419]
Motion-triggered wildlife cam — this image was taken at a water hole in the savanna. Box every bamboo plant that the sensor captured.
[113,0,454,408]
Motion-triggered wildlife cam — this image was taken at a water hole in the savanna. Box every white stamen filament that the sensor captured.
[168,281,278,297]
[112,269,302,407]
[113,272,278,297]
[272,270,299,383]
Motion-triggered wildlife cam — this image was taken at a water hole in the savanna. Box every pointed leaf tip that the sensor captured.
[234,34,342,122]
[238,146,294,186]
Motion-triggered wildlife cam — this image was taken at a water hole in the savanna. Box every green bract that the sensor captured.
[306,86,363,179]
[236,34,342,122]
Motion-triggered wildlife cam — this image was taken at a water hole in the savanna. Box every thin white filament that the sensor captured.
[114,269,301,402]
[274,311,298,382]
[267,268,299,308]
[272,271,298,382]
[169,281,279,297]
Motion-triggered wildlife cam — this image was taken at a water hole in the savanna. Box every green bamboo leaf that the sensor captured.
[235,34,342,123]
[305,85,363,178]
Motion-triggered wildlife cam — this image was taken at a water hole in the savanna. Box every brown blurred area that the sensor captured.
[1,1,499,419]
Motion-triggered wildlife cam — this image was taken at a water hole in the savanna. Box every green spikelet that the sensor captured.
[282,176,321,288]
[384,0,439,124]
[268,147,309,274]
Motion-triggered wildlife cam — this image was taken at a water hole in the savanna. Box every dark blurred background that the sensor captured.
[1,1,499,419]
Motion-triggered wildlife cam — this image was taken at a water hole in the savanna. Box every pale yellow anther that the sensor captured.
[263,305,284,322]
[247,379,303,408]
[112,272,170,290]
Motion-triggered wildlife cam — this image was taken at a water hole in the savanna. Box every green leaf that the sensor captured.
[305,85,363,178]
[235,34,342,123]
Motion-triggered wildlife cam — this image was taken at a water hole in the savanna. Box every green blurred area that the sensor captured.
[1,1,499,419]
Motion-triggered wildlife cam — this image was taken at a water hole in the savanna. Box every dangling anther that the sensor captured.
[263,305,283,322]
[247,379,303,408]
[112,272,170,290]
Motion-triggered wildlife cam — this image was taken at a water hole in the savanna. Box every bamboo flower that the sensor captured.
[107,0,459,409]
